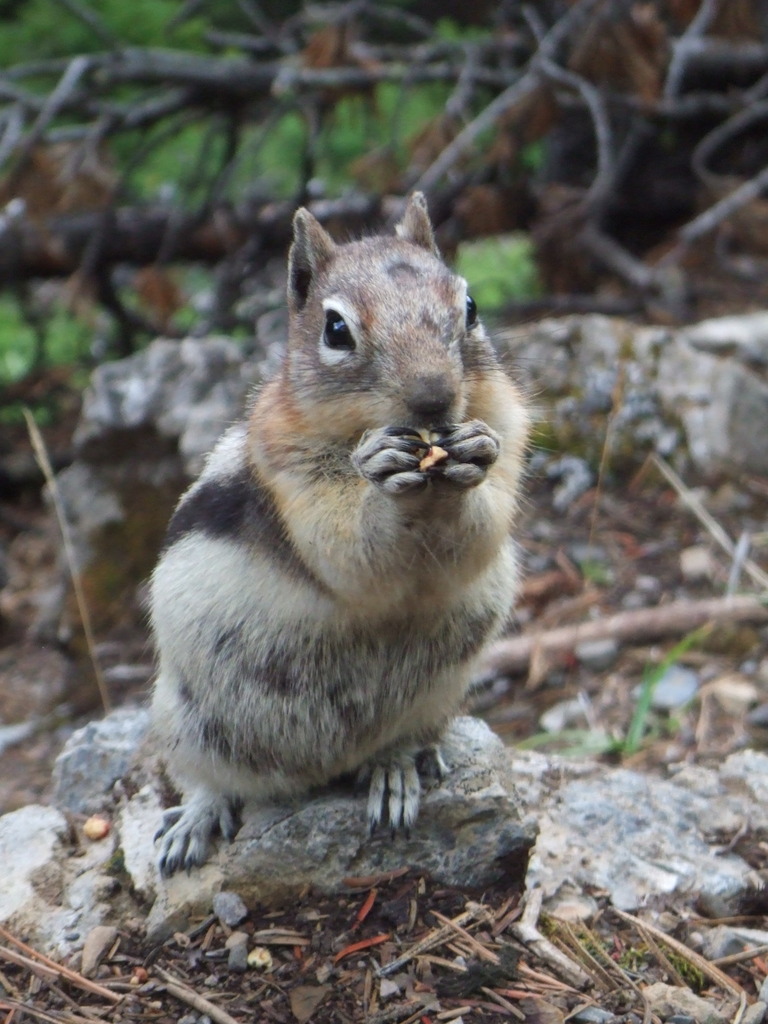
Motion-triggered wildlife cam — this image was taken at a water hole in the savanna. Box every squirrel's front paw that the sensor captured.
[437,419,500,488]
[352,427,430,495]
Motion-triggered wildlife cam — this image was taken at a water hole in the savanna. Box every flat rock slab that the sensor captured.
[5,710,768,957]
[119,717,537,941]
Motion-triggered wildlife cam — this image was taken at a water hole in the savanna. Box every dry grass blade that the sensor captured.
[613,909,746,998]
[377,905,487,978]
[554,920,628,991]
[23,408,111,713]
[713,943,768,967]
[508,890,591,990]
[0,996,99,1024]
[650,453,768,593]
[0,925,121,1004]
[430,909,500,964]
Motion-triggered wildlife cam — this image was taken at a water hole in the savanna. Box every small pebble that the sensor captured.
[540,697,587,733]
[226,934,249,974]
[575,638,619,671]
[379,978,400,1001]
[635,574,661,597]
[680,545,714,581]
[212,890,248,928]
[247,946,273,970]
[747,703,768,728]
[705,675,758,715]
[570,1007,615,1023]
[646,664,700,710]
[80,925,118,978]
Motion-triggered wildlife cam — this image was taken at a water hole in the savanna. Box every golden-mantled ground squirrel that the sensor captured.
[150,193,529,875]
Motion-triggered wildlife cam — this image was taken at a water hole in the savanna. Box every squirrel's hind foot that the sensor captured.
[155,791,243,876]
[362,744,447,836]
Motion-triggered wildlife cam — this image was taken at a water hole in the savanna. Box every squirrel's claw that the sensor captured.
[364,752,421,835]
[155,793,242,877]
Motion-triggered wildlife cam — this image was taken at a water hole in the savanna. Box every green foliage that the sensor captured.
[517,627,709,760]
[622,626,709,755]
[455,235,541,310]
[0,296,90,382]
[0,0,206,66]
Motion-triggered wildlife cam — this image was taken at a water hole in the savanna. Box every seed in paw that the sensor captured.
[419,445,449,471]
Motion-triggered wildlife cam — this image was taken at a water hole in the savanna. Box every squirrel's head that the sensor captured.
[283,193,498,440]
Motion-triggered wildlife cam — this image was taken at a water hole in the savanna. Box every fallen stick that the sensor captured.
[154,967,242,1024]
[479,595,768,678]
[0,925,121,1004]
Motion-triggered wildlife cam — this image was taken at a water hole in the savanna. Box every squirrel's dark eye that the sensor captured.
[465,295,477,329]
[324,309,355,350]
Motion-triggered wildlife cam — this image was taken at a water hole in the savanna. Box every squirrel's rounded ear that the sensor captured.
[395,192,439,256]
[288,208,336,311]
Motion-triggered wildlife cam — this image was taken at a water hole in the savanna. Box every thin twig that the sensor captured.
[726,532,752,597]
[613,909,746,998]
[0,926,121,1004]
[23,410,111,713]
[664,0,721,100]
[479,595,768,678]
[412,0,603,193]
[154,967,242,1024]
[713,943,768,967]
[377,905,487,978]
[666,163,768,258]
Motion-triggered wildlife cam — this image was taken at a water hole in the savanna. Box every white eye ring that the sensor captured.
[319,297,359,365]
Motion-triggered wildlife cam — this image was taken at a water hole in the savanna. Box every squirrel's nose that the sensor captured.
[405,373,456,422]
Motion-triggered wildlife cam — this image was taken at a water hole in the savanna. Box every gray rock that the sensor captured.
[528,761,760,912]
[646,665,700,711]
[571,1009,615,1024]
[643,982,728,1024]
[53,707,150,814]
[700,925,768,962]
[0,805,69,924]
[75,336,264,476]
[119,717,536,939]
[683,312,768,365]
[540,697,587,733]
[499,312,768,479]
[213,891,249,928]
[50,336,268,636]
[225,931,249,973]
[0,803,117,957]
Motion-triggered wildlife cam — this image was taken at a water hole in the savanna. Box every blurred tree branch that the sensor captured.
[0,0,766,355]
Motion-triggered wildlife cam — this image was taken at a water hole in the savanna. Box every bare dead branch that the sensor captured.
[412,0,604,194]
[670,162,768,255]
[478,596,768,679]
[664,0,721,101]
[0,193,382,281]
